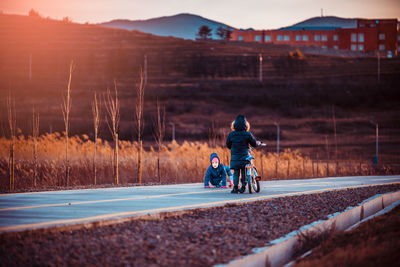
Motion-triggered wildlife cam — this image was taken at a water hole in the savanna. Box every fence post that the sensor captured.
[316,154,319,177]
[303,159,306,177]
[275,159,279,179]
[287,159,290,178]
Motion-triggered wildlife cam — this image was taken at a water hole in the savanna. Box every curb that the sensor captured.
[226,190,400,267]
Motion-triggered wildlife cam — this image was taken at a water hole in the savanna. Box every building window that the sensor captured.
[333,35,338,41]
[265,35,271,42]
[370,23,376,27]
[302,35,308,41]
[277,35,282,41]
[379,44,385,51]
[321,35,327,41]
[238,36,243,41]
[351,33,357,42]
[398,46,400,52]
[322,45,327,49]
[398,35,400,41]
[360,23,365,27]
[333,45,339,50]
[284,35,290,41]
[255,35,261,41]
[296,35,301,41]
[358,33,364,42]
[358,44,364,51]
[314,35,320,41]
[379,33,385,40]
[351,44,357,51]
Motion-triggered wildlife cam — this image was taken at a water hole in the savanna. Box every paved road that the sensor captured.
[1,175,399,232]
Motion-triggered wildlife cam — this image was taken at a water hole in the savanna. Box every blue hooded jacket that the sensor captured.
[204,153,227,186]
[226,115,258,169]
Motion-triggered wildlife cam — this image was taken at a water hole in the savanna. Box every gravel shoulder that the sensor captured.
[1,184,399,267]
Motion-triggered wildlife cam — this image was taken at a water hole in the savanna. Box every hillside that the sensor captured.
[279,16,358,30]
[100,13,235,40]
[0,13,400,162]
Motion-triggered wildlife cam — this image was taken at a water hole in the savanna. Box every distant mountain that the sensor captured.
[100,13,235,40]
[278,16,358,30]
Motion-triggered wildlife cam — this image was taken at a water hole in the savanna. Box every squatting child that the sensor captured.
[204,153,230,188]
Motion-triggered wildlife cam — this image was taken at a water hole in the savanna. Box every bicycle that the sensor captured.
[244,142,266,194]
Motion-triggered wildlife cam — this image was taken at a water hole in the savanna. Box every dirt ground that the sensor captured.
[0,184,399,266]
[292,201,400,267]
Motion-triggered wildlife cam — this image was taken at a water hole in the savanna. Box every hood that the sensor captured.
[210,152,220,163]
[233,114,248,131]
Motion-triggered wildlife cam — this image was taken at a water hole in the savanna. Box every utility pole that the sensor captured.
[377,51,380,83]
[169,122,175,150]
[370,120,379,164]
[29,54,32,81]
[259,53,263,82]
[274,122,280,155]
[375,123,379,163]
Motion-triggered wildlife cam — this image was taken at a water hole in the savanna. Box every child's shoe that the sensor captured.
[204,186,210,188]
[239,185,246,193]
[231,186,239,194]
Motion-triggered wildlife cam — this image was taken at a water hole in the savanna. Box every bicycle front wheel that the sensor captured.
[254,180,260,193]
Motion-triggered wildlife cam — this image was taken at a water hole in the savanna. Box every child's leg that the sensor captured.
[221,177,227,187]
[240,167,247,186]
[233,169,240,187]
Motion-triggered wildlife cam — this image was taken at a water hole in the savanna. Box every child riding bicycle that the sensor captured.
[226,115,261,194]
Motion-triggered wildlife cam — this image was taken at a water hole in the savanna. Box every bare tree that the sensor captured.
[91,92,100,185]
[7,93,16,190]
[135,69,145,184]
[61,60,74,186]
[153,98,165,183]
[105,81,120,184]
[32,106,39,187]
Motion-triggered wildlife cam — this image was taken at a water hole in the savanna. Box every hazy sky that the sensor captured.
[1,0,399,29]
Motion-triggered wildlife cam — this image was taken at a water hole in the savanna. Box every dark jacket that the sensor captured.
[226,115,257,169]
[204,153,227,186]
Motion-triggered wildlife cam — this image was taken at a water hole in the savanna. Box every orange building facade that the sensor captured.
[232,19,399,57]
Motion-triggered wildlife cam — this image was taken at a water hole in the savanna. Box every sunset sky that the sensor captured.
[1,0,399,29]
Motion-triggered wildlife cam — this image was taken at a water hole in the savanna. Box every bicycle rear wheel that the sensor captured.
[247,173,253,194]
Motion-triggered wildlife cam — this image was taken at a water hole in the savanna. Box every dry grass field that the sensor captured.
[0,133,398,191]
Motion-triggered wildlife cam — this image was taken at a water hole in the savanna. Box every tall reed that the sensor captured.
[6,93,16,190]
[105,81,120,184]
[61,61,74,186]
[91,92,100,185]
[135,69,145,184]
[32,106,39,187]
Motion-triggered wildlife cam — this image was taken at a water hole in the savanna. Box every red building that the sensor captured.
[231,18,399,57]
